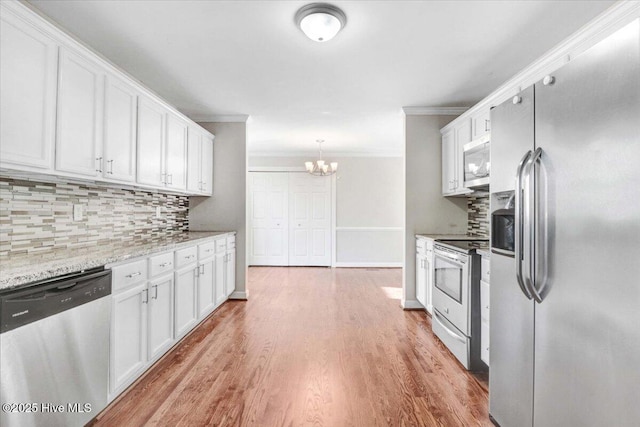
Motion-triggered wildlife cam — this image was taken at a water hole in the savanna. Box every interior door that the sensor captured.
[532,21,640,427]
[249,172,289,265]
[288,173,331,266]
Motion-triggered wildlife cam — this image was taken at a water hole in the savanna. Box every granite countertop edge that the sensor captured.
[0,231,235,291]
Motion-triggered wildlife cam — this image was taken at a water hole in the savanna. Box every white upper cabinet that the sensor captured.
[187,127,214,195]
[56,47,105,177]
[471,107,491,140]
[0,7,57,171]
[0,2,213,196]
[165,114,188,191]
[137,96,166,187]
[442,120,472,197]
[103,75,138,183]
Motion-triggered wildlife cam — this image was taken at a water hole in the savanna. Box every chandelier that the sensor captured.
[305,140,338,176]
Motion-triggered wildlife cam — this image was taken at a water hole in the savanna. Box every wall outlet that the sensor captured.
[73,204,83,221]
[155,206,162,219]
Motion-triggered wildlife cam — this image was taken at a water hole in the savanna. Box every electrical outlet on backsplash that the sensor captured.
[0,177,189,257]
[467,195,489,238]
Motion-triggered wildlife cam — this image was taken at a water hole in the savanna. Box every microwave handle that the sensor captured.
[515,150,533,300]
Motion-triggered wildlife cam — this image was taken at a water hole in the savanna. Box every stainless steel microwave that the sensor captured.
[463,134,490,189]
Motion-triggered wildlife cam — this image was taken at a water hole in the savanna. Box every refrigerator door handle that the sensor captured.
[522,148,543,302]
[529,148,547,303]
[515,150,533,300]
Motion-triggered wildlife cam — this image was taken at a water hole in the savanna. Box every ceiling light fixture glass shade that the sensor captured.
[295,3,347,42]
[305,140,338,176]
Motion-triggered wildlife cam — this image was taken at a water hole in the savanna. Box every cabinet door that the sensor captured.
[174,265,198,338]
[148,274,174,361]
[415,254,426,307]
[225,249,236,298]
[186,128,202,193]
[441,130,455,195]
[165,113,187,190]
[56,48,104,177]
[137,96,166,187]
[425,249,434,314]
[215,252,226,306]
[197,258,215,318]
[200,135,214,195]
[0,9,57,170]
[103,75,138,182]
[471,108,491,140]
[110,282,147,396]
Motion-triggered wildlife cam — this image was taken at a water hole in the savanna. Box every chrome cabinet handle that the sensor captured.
[485,119,490,132]
[167,174,173,185]
[185,255,194,259]
[142,288,149,304]
[96,157,103,173]
[159,262,172,267]
[107,159,114,174]
[126,271,142,278]
[515,150,533,300]
[194,266,199,278]
[153,285,158,300]
[161,173,167,184]
[199,264,205,275]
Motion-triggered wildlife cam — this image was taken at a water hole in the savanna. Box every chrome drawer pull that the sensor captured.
[126,272,142,278]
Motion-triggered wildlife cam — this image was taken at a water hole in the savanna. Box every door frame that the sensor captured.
[247,167,336,267]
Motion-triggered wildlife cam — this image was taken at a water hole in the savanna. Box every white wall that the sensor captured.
[190,121,247,299]
[248,155,403,266]
[403,114,468,308]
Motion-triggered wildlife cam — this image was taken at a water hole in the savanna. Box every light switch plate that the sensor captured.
[73,204,83,221]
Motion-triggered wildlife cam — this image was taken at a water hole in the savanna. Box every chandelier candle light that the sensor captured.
[305,140,338,176]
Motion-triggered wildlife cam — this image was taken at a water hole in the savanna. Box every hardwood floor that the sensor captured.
[93,267,491,426]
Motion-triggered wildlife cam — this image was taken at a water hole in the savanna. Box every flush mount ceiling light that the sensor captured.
[295,3,347,42]
[305,140,338,176]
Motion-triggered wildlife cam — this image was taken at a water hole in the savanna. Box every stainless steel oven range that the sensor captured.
[431,239,487,371]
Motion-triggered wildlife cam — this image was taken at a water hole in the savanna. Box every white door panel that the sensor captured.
[249,172,289,265]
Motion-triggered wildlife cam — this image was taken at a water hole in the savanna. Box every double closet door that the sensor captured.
[249,172,331,266]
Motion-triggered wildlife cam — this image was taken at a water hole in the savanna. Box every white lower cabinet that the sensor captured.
[416,253,427,308]
[147,274,174,361]
[197,257,216,317]
[480,254,491,366]
[108,234,236,402]
[415,236,434,313]
[174,264,199,339]
[110,281,147,399]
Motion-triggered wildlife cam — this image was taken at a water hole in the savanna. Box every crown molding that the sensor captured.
[440,1,640,133]
[248,150,403,158]
[190,114,250,123]
[402,106,468,116]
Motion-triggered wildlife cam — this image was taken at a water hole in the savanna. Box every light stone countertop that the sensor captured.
[0,231,234,291]
[415,233,487,241]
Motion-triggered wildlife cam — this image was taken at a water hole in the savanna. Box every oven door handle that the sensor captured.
[435,252,462,264]
[433,310,466,344]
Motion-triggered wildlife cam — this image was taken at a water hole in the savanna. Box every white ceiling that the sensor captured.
[29,0,615,155]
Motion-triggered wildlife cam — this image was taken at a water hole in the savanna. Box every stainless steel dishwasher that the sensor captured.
[0,268,111,427]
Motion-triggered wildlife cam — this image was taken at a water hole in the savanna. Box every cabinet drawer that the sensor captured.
[480,280,490,322]
[112,260,147,292]
[226,235,235,249]
[215,238,227,254]
[198,241,217,259]
[149,252,174,278]
[416,238,427,255]
[481,320,490,365]
[175,246,197,268]
[481,257,490,284]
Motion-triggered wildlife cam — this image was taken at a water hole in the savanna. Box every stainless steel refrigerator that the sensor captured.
[489,19,640,427]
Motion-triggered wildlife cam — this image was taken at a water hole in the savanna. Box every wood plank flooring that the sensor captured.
[93,267,491,426]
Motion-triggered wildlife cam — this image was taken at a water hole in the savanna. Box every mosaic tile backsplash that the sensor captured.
[0,177,189,257]
[467,195,489,238]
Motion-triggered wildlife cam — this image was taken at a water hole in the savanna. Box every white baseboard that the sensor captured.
[334,262,403,268]
[229,291,248,300]
[401,299,426,310]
